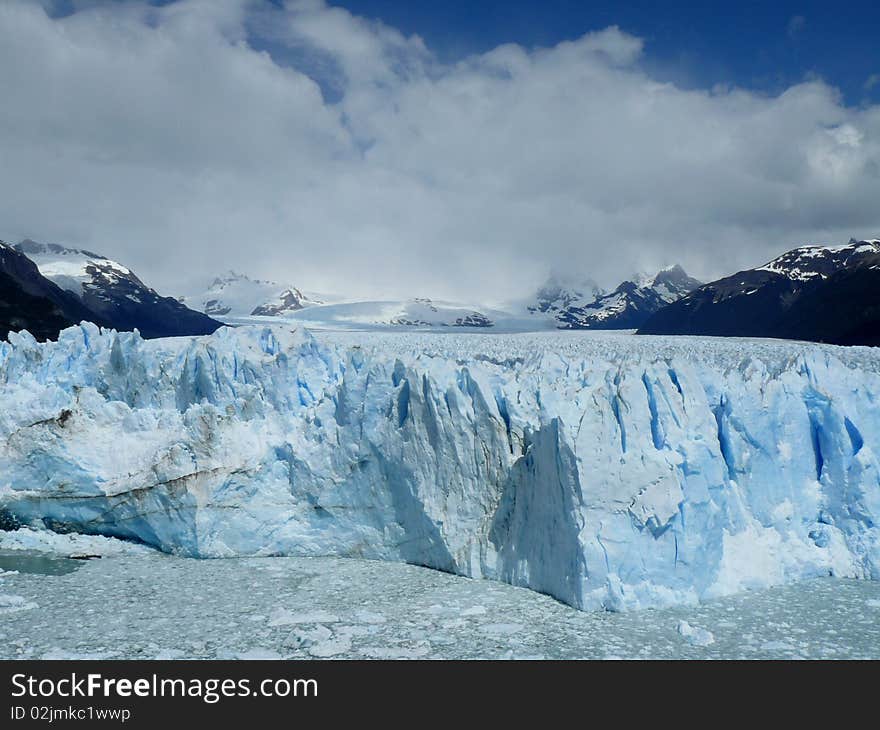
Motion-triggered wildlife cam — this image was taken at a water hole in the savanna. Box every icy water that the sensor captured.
[0,550,82,576]
[1,553,879,659]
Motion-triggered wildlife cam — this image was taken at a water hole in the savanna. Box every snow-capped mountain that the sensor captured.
[2,324,878,611]
[15,239,221,339]
[549,265,701,330]
[180,271,320,321]
[528,274,604,316]
[755,239,880,281]
[639,239,880,346]
[1,240,101,341]
[647,265,705,302]
[288,298,496,330]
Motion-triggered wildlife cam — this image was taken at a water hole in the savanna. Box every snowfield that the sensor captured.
[0,323,878,611]
[282,298,544,332]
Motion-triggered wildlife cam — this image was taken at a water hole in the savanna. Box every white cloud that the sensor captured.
[1,0,879,302]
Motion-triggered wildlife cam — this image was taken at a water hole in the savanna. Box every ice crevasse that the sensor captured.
[0,323,878,611]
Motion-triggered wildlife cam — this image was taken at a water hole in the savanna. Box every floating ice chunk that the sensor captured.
[354,610,387,624]
[441,618,467,628]
[482,623,524,636]
[677,620,715,647]
[0,528,152,556]
[461,605,487,616]
[267,608,340,626]
[422,604,460,616]
[235,649,284,660]
[152,649,186,660]
[760,640,795,653]
[308,635,352,657]
[0,594,38,615]
[282,625,333,651]
[40,648,116,660]
[359,645,430,659]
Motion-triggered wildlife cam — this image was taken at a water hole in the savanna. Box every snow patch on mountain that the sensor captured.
[756,239,880,282]
[180,271,320,321]
[16,240,141,302]
[12,239,221,339]
[548,265,702,329]
[1,241,99,342]
[285,298,503,330]
[527,274,604,316]
[639,238,880,345]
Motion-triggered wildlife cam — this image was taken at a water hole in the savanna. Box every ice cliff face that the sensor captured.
[1,324,878,611]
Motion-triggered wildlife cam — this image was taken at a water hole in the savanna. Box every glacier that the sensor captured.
[0,323,878,612]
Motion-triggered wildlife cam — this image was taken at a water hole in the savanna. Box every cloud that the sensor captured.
[1,0,879,302]
[787,15,806,38]
[866,73,880,91]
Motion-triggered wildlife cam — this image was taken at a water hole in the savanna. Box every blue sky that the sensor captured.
[47,0,880,104]
[333,0,880,104]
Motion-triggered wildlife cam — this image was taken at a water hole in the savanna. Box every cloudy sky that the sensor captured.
[2,0,879,302]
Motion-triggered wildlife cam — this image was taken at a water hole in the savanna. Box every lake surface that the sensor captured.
[0,550,82,576]
[2,552,879,659]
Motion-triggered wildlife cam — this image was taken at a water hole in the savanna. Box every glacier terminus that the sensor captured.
[1,323,878,612]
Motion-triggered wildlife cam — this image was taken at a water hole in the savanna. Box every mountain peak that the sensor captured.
[211,270,278,288]
[535,265,701,330]
[183,271,320,321]
[529,273,604,315]
[16,238,107,261]
[653,263,687,279]
[757,239,880,282]
[651,264,702,293]
[10,238,220,339]
[639,237,880,345]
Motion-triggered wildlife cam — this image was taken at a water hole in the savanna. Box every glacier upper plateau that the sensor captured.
[0,323,878,612]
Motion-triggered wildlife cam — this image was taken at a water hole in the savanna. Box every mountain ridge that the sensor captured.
[14,239,222,339]
[181,270,320,321]
[532,264,702,330]
[638,239,880,345]
[1,240,104,341]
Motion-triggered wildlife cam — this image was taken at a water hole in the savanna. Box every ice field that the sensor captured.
[1,324,879,614]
